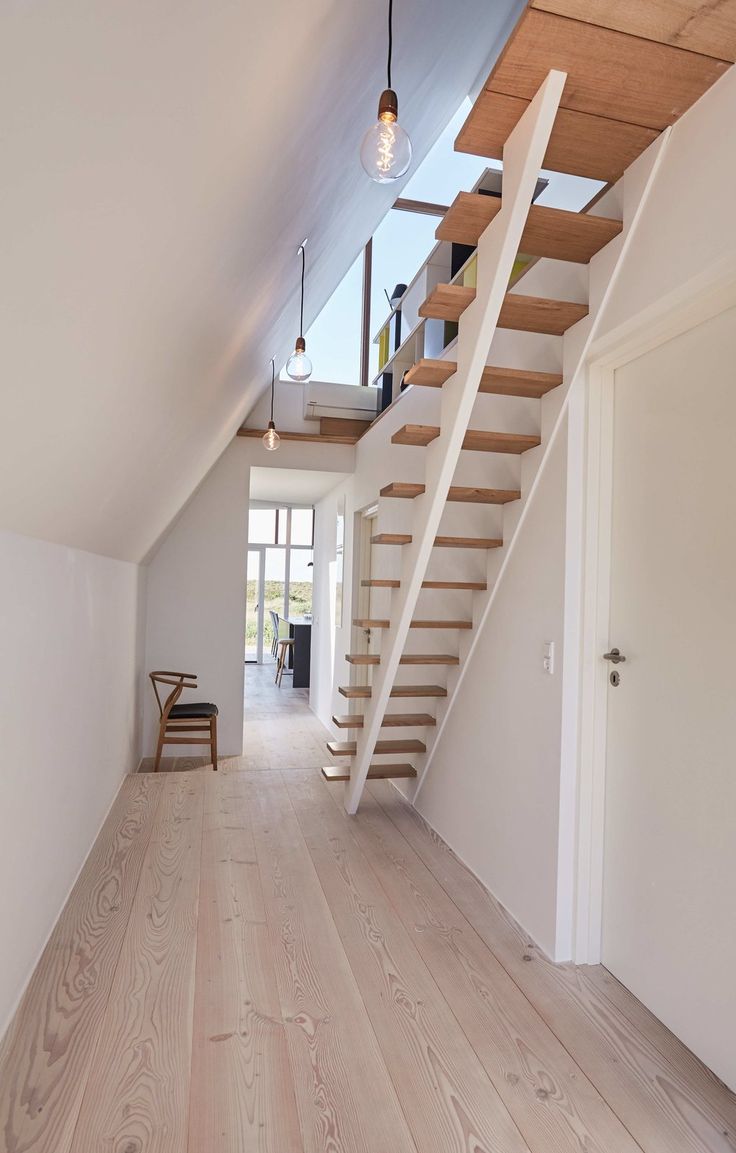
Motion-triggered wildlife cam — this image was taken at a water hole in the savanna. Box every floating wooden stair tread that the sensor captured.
[422,580,486,590]
[352,618,473,629]
[381,480,520,504]
[400,653,460,665]
[392,425,541,454]
[371,533,412,545]
[327,739,426,756]
[437,193,622,261]
[339,684,448,699]
[419,285,588,334]
[361,578,400,588]
[411,619,473,629]
[346,653,461,665]
[404,359,562,397]
[456,90,659,183]
[321,764,417,782]
[332,713,436,729]
[434,535,502,550]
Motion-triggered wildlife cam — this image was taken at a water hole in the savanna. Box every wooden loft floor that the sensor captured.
[456,0,735,181]
[1,767,735,1151]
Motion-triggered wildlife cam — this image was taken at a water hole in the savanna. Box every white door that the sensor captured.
[602,304,736,1091]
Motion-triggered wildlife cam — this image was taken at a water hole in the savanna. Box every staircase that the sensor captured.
[325,70,620,810]
[322,0,707,809]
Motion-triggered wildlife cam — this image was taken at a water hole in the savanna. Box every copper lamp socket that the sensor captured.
[378,88,399,122]
[295,336,306,353]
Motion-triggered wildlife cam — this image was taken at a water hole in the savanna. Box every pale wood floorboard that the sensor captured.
[70,772,203,1152]
[0,773,164,1153]
[188,770,303,1153]
[285,769,532,1153]
[367,780,736,1153]
[1,669,734,1151]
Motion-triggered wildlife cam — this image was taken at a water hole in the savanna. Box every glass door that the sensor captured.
[245,548,264,663]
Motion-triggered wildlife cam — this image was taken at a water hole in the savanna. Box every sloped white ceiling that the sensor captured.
[0,0,520,563]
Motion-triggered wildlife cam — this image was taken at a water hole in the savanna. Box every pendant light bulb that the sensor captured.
[262,359,280,451]
[262,420,280,451]
[361,0,412,183]
[361,90,412,183]
[286,336,313,382]
[286,244,313,381]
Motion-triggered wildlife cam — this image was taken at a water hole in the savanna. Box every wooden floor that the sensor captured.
[139,660,351,773]
[1,757,735,1151]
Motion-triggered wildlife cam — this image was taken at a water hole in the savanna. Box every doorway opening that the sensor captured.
[245,505,314,665]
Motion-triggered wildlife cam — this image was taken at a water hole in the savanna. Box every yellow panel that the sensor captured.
[462,254,477,289]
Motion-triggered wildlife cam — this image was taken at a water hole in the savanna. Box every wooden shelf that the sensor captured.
[404,359,562,397]
[437,193,622,262]
[361,579,400,588]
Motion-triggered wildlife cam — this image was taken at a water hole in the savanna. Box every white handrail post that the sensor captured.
[344,69,567,815]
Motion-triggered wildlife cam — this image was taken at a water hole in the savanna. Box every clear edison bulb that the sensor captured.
[361,90,412,184]
[286,338,313,382]
[262,421,280,451]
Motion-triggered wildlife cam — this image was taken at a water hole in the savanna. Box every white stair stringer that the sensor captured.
[412,125,674,805]
[344,69,568,815]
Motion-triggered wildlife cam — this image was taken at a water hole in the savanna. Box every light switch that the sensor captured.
[543,641,555,675]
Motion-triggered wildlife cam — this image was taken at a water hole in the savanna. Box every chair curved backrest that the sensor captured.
[149,670,198,722]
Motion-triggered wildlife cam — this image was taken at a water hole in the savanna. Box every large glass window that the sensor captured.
[245,504,314,662]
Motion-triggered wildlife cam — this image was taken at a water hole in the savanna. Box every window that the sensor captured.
[248,507,276,544]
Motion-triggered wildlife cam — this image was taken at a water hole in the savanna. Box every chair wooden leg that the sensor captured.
[275,647,282,685]
[210,715,218,772]
[153,723,165,773]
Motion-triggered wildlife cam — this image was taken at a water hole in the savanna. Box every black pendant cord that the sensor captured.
[269,357,275,423]
[387,0,393,89]
[298,244,306,339]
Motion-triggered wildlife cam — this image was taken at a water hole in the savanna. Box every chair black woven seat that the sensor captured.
[149,671,219,771]
[169,701,218,719]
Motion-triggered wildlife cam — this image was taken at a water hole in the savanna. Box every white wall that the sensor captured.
[142,441,250,759]
[310,477,355,731]
[414,424,568,958]
[0,530,144,1037]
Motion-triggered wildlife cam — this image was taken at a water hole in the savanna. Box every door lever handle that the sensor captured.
[603,648,626,664]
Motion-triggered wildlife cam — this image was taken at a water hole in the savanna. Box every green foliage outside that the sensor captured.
[245,580,312,647]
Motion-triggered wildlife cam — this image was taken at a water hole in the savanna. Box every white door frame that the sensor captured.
[246,545,266,664]
[573,255,736,964]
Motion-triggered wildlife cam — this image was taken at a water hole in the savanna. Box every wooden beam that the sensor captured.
[393,197,450,216]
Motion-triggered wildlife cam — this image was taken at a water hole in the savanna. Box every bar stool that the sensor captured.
[275,637,294,686]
